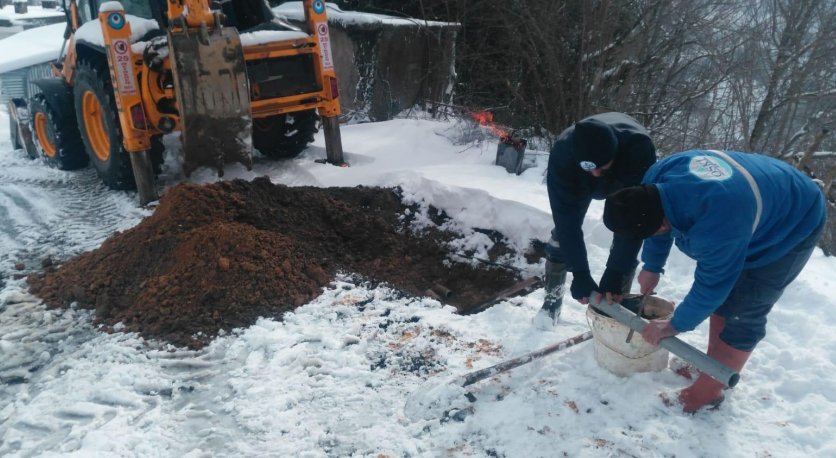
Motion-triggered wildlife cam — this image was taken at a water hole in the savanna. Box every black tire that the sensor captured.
[73,59,164,190]
[252,110,319,159]
[149,136,165,174]
[28,93,88,170]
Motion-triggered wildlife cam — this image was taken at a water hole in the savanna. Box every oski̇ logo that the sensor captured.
[689,156,733,181]
[313,0,325,13]
[108,12,124,29]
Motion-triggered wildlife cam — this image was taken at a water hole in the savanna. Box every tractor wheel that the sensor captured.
[252,110,319,159]
[28,94,88,169]
[74,60,164,190]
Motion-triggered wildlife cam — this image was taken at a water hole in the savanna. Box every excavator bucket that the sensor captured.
[168,26,253,177]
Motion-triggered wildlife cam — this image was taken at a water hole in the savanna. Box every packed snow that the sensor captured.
[239,30,309,47]
[1,108,835,456]
[0,22,64,73]
[74,14,159,47]
[0,4,64,24]
[274,2,455,29]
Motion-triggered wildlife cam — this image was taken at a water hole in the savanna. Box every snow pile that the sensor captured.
[74,14,159,47]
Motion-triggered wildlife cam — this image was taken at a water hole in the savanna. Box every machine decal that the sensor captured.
[313,0,325,14]
[111,38,138,96]
[107,12,125,30]
[316,22,334,70]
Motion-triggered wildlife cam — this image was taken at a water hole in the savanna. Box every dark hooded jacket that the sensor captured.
[546,112,656,274]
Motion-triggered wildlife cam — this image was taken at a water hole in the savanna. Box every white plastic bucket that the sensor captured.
[586,295,674,377]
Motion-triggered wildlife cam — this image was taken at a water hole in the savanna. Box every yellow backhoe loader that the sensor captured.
[7,0,344,204]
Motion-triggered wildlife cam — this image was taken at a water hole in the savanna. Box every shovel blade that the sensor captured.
[463,276,544,315]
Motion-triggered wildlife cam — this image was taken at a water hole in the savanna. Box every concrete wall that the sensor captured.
[314,22,458,122]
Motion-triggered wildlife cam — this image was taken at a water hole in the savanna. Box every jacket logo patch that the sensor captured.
[689,156,733,181]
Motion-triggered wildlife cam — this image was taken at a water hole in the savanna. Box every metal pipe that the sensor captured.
[454,331,594,387]
[449,253,522,273]
[432,283,454,299]
[590,297,739,388]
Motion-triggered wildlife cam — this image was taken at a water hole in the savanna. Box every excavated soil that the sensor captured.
[29,178,531,348]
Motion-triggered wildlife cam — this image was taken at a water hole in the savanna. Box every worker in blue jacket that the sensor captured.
[603,150,826,413]
[541,112,656,326]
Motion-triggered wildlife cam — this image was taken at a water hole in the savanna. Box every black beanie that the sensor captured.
[572,118,618,171]
[603,185,664,239]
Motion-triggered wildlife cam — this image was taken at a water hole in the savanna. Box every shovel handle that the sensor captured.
[625,294,648,343]
[590,298,739,387]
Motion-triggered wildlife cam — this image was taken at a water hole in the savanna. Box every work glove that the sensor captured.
[570,270,598,301]
[598,267,626,296]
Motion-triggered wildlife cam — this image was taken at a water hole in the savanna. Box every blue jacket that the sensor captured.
[547,112,656,273]
[641,150,826,332]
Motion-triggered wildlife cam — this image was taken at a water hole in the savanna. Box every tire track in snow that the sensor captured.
[0,151,147,272]
[0,135,158,454]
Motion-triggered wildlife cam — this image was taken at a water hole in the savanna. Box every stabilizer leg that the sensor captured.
[322,116,345,165]
[129,151,159,205]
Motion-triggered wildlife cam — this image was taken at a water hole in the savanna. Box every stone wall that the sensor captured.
[331,24,457,122]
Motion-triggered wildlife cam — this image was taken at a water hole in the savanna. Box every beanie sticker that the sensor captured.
[689,156,733,181]
[579,161,597,171]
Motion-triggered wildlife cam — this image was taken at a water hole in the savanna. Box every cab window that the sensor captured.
[89,0,154,20]
[77,0,93,23]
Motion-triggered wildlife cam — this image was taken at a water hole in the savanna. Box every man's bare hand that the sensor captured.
[637,270,660,296]
[591,291,623,305]
[641,319,677,345]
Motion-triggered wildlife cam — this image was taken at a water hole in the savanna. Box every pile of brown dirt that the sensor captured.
[28,178,530,348]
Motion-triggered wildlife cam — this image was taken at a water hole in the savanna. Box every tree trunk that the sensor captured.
[797,127,830,172]
[824,163,836,199]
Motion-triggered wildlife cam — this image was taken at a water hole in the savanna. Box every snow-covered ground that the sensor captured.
[1,108,835,457]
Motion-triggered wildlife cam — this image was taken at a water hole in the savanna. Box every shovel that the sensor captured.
[404,295,740,421]
[403,331,593,421]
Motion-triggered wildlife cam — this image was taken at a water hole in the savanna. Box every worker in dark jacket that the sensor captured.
[540,112,656,326]
[604,150,826,413]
